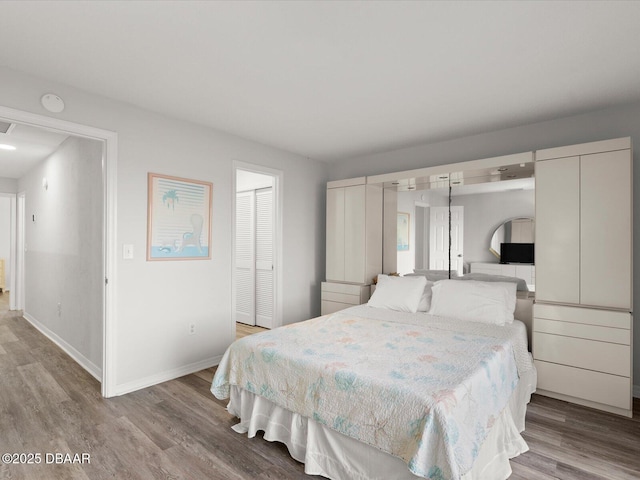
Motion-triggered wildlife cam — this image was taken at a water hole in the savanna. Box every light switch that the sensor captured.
[123,244,134,260]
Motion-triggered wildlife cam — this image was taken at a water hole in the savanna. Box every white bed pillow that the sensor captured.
[417,280,435,312]
[428,279,517,325]
[368,274,427,313]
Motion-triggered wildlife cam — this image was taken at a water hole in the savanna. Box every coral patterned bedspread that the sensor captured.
[212,308,528,480]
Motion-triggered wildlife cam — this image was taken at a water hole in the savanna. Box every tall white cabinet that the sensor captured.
[534,138,633,417]
[323,177,382,314]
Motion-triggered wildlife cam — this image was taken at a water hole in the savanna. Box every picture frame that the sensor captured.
[397,212,410,251]
[147,173,213,260]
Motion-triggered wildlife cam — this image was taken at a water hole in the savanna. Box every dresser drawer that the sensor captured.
[534,318,630,345]
[470,263,502,275]
[533,331,630,376]
[321,291,361,305]
[321,282,369,296]
[534,303,631,329]
[321,300,352,315]
[321,282,370,315]
[535,360,631,410]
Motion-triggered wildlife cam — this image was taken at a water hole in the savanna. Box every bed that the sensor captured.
[212,276,536,480]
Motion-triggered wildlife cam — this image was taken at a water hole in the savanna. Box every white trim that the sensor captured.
[114,355,223,396]
[23,312,102,381]
[15,192,25,311]
[0,105,118,398]
[232,161,284,332]
[8,194,15,309]
[535,137,631,162]
[0,193,16,308]
[634,384,640,398]
[327,176,366,189]
[102,131,118,398]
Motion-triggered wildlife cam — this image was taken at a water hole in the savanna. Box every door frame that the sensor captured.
[0,192,16,308]
[0,105,118,398]
[15,192,24,311]
[231,161,283,337]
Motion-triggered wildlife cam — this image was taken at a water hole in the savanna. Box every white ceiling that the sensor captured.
[0,124,68,179]
[0,1,639,162]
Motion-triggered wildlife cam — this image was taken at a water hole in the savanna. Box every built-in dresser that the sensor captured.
[534,137,633,417]
[321,177,382,315]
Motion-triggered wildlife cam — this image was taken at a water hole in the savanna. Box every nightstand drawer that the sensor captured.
[533,332,630,376]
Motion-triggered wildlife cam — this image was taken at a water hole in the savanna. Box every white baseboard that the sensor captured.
[634,385,640,398]
[22,312,102,381]
[114,355,223,397]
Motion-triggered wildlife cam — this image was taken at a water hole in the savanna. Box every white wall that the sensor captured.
[451,189,535,264]
[0,196,10,288]
[329,100,640,393]
[0,66,328,394]
[18,136,103,371]
[0,177,18,193]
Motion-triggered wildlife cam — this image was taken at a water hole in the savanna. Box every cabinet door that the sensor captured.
[580,150,632,309]
[326,187,345,282]
[344,185,366,283]
[535,156,580,304]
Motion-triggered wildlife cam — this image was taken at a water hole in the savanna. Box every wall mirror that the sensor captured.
[489,217,535,260]
[370,153,535,287]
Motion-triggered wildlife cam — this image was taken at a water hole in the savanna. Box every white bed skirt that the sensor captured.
[228,365,536,480]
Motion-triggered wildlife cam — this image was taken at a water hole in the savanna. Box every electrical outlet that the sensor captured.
[57,302,62,317]
[189,323,196,335]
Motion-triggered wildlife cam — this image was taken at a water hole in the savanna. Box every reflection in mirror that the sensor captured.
[489,218,535,260]
[390,176,534,276]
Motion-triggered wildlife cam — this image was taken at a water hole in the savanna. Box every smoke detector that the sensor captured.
[41,93,65,113]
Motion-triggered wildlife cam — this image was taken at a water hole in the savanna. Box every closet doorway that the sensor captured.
[233,163,282,330]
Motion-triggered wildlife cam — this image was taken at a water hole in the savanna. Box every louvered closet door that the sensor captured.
[236,191,255,325]
[255,188,274,328]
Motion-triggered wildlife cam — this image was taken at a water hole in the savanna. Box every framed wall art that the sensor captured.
[397,212,410,251]
[147,173,213,260]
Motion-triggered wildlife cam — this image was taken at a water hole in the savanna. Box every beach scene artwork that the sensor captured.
[147,173,213,260]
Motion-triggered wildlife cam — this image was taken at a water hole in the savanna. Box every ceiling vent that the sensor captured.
[0,121,14,134]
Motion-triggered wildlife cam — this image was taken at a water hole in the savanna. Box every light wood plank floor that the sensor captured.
[236,322,268,340]
[1,292,639,479]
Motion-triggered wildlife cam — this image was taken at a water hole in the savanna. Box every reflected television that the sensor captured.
[500,243,534,264]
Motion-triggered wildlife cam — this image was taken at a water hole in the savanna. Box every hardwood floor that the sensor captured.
[236,322,268,340]
[1,292,639,479]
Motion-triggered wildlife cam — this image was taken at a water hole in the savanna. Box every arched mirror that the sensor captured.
[490,217,535,262]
